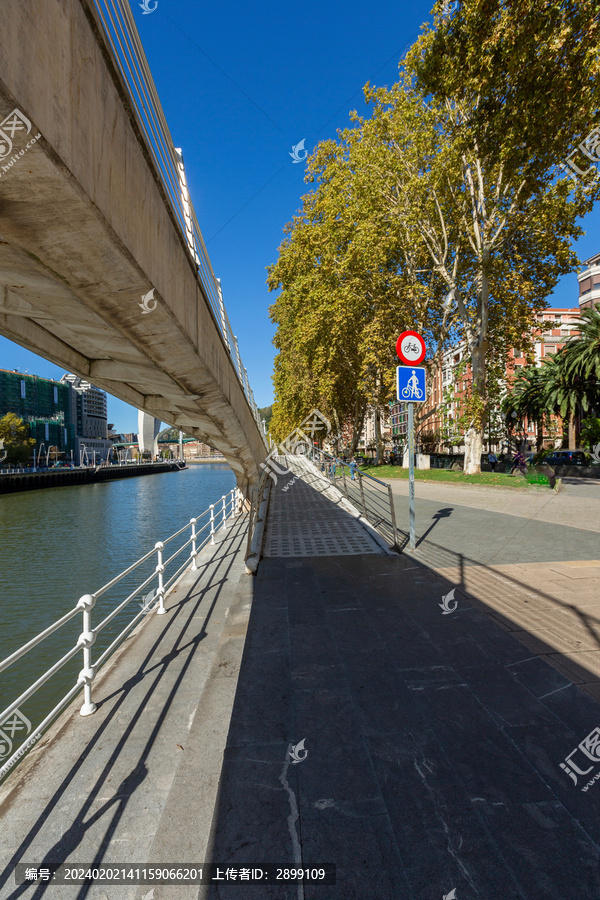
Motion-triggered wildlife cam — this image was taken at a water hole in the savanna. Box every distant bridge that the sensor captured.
[0,0,266,493]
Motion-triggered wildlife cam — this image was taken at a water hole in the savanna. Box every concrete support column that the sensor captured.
[138,411,161,457]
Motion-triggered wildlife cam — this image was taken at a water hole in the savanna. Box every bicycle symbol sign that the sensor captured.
[396,330,426,365]
[397,366,426,403]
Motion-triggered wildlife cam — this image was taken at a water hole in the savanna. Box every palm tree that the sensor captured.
[562,304,600,413]
[503,366,547,451]
[539,352,587,450]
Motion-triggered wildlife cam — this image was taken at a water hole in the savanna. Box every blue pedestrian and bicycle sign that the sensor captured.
[396,366,426,403]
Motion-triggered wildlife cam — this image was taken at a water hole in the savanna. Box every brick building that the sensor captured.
[410,307,583,453]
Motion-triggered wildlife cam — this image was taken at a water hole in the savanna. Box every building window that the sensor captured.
[54,386,58,403]
[20,380,26,398]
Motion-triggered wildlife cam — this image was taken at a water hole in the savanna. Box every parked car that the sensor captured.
[544,450,587,467]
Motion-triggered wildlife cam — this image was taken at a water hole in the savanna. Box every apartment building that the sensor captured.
[418,307,582,452]
[578,252,600,309]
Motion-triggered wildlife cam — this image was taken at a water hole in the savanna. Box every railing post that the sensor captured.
[209,504,215,544]
[387,483,399,549]
[190,518,198,571]
[77,594,97,717]
[229,489,236,518]
[358,473,368,519]
[155,542,166,615]
[222,494,227,530]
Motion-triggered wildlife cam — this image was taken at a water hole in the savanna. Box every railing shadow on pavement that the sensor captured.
[0,515,250,899]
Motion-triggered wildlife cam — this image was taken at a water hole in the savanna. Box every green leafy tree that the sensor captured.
[0,413,35,464]
[363,65,594,470]
[503,366,549,452]
[414,0,600,183]
[562,304,600,409]
[580,417,600,454]
[268,1,599,472]
[538,352,589,449]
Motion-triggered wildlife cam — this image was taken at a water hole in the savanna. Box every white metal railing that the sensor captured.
[0,488,243,782]
[88,0,264,438]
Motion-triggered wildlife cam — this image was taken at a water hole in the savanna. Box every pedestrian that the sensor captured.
[349,459,358,481]
[488,451,498,473]
[511,451,527,475]
[329,460,336,479]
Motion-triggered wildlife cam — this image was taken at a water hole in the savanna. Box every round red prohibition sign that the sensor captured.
[396,331,426,365]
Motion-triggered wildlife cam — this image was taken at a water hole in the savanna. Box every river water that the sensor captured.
[0,463,235,765]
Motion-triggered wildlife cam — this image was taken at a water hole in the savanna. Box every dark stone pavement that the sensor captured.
[204,552,600,900]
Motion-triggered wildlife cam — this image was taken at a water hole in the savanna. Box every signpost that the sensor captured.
[396,332,427,551]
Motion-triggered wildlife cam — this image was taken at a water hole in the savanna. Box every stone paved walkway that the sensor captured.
[263,457,383,558]
[203,551,600,900]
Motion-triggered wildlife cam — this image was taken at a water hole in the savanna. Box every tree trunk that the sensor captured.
[463,341,486,474]
[536,418,544,453]
[374,407,384,464]
[568,412,576,450]
[349,401,366,457]
[463,425,484,474]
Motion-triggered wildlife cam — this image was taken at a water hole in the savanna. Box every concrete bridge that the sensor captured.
[0,0,266,493]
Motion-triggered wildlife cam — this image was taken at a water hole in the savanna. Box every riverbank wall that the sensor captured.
[0,462,181,494]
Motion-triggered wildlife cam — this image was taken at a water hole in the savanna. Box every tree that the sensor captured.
[0,413,35,465]
[399,0,600,470]
[539,352,588,449]
[267,137,419,446]
[414,0,600,184]
[268,1,598,471]
[581,417,600,454]
[258,405,273,432]
[366,74,593,467]
[503,366,549,452]
[562,304,600,411]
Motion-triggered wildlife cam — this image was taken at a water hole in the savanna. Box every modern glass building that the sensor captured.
[0,369,76,457]
[0,369,111,461]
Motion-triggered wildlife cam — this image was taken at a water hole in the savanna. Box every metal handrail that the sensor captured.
[0,487,242,782]
[88,0,264,437]
[302,446,399,549]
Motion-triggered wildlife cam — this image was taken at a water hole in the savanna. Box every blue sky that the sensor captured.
[1,0,598,431]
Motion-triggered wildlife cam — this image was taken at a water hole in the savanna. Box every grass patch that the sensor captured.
[524,473,550,485]
[360,465,550,488]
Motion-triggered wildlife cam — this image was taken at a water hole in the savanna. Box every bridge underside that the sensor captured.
[0,0,266,493]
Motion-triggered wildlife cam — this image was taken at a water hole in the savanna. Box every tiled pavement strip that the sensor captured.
[3,465,600,898]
